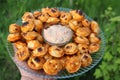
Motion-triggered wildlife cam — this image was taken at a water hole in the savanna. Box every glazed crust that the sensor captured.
[78,44,89,54]
[69,19,81,31]
[21,21,35,33]
[89,43,100,54]
[33,44,49,57]
[65,56,81,73]
[70,10,84,21]
[7,33,21,42]
[60,12,72,25]
[34,19,43,33]
[28,55,46,70]
[81,53,92,67]
[22,12,34,22]
[89,33,101,43]
[64,43,78,55]
[22,31,38,41]
[27,40,41,50]
[14,41,26,49]
[46,17,60,24]
[9,24,21,33]
[74,36,89,44]
[16,46,30,61]
[76,27,91,37]
[49,46,64,58]
[43,59,62,75]
[82,19,90,27]
[47,8,60,17]
[91,21,100,34]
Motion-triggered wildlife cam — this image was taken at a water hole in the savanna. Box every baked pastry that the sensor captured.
[46,17,60,24]
[21,21,35,33]
[65,56,81,73]
[34,19,43,33]
[14,41,26,49]
[78,44,89,54]
[49,46,64,58]
[69,19,81,31]
[16,46,30,61]
[7,33,21,42]
[76,27,91,37]
[41,7,50,14]
[89,33,101,43]
[89,43,100,54]
[70,10,84,21]
[82,19,90,27]
[7,7,102,75]
[27,40,41,50]
[28,55,46,70]
[33,44,48,57]
[33,11,41,19]
[37,34,43,42]
[58,56,66,69]
[9,23,21,33]
[22,31,38,41]
[44,53,53,61]
[47,8,60,17]
[38,13,49,22]
[43,59,62,75]
[74,36,89,44]
[81,53,92,67]
[91,21,100,34]
[22,12,34,22]
[64,43,78,55]
[60,12,72,25]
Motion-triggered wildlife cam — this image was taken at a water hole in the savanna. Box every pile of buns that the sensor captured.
[7,7,101,75]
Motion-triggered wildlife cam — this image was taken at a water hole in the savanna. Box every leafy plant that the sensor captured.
[94,7,120,80]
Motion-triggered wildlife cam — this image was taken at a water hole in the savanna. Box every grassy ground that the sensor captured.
[0,0,120,80]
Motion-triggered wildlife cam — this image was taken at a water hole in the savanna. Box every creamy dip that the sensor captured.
[43,25,73,46]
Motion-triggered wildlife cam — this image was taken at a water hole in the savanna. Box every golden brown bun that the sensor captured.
[60,11,72,25]
[16,46,30,61]
[34,19,43,33]
[47,8,60,17]
[70,10,84,21]
[74,36,89,44]
[7,33,21,42]
[78,44,89,54]
[65,56,81,73]
[81,53,92,67]
[22,12,34,22]
[21,21,35,33]
[22,31,38,41]
[33,44,49,57]
[43,59,62,75]
[33,11,42,19]
[91,21,100,34]
[69,19,81,31]
[9,24,21,33]
[89,43,100,54]
[14,41,26,49]
[76,27,91,37]
[27,40,41,50]
[64,43,78,55]
[28,55,46,70]
[38,13,49,22]
[49,46,64,58]
[46,17,60,24]
[89,33,101,43]
[82,19,90,27]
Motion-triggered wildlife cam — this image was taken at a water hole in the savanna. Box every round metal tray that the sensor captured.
[6,7,105,79]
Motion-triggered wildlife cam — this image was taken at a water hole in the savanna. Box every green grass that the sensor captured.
[0,0,120,80]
